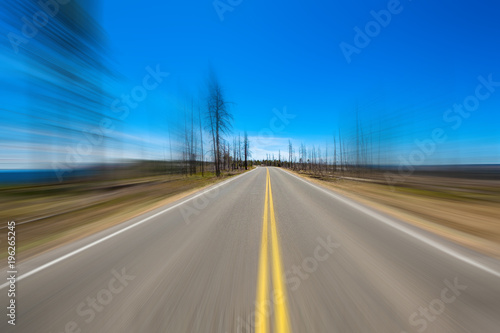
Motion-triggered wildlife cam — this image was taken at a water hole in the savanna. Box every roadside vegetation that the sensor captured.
[0,162,253,262]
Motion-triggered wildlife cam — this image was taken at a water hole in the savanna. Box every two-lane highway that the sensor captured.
[1,167,500,332]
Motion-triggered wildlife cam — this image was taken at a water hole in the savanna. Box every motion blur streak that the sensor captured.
[0,0,119,172]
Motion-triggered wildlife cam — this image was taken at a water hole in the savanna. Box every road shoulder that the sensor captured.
[280,168,500,258]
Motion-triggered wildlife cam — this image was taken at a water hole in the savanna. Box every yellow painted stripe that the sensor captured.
[268,169,292,333]
[255,169,270,333]
[255,168,292,333]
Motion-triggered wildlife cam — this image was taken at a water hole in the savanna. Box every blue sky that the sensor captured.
[98,0,500,163]
[2,0,500,168]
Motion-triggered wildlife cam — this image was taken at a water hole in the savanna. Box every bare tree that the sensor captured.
[244,131,250,170]
[190,100,197,175]
[238,133,242,169]
[227,141,231,171]
[198,105,204,176]
[338,129,344,175]
[325,140,328,173]
[206,72,233,177]
[300,143,307,171]
[182,100,198,176]
[232,137,236,170]
[333,133,337,174]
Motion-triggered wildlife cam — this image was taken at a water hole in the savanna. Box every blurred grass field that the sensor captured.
[0,169,249,262]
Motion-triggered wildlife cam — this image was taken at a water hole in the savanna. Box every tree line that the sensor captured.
[255,109,388,179]
[176,71,251,177]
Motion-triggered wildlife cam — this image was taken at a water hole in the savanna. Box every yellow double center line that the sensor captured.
[255,168,291,333]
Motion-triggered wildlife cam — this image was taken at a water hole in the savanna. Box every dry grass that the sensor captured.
[0,170,249,262]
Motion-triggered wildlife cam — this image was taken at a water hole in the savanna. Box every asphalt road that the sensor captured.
[1,167,500,332]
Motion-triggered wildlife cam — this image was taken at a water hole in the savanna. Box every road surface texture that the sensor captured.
[1,167,499,332]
